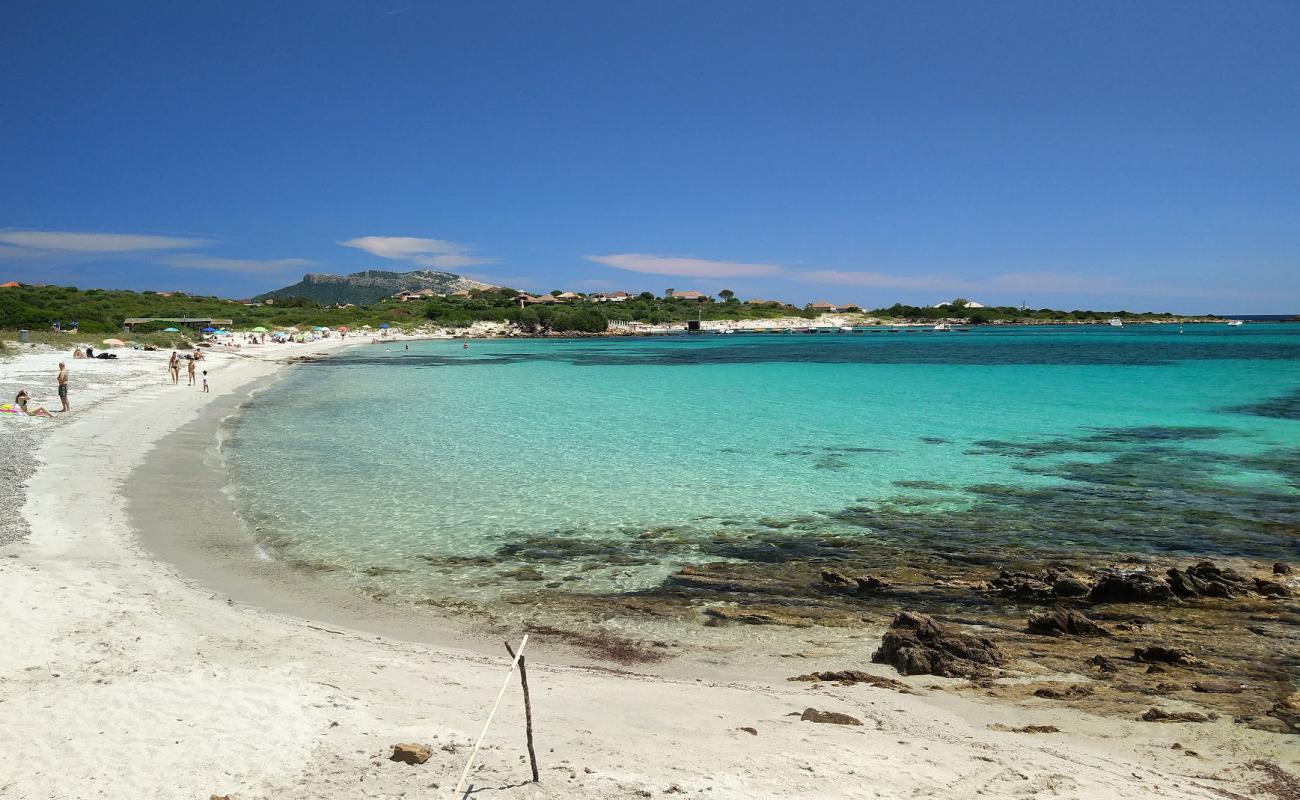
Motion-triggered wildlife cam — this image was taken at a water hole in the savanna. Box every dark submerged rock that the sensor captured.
[820,569,888,595]
[1274,562,1293,576]
[1026,608,1112,638]
[871,611,1005,677]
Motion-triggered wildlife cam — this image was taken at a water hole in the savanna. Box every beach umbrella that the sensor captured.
[162,327,180,332]
[337,326,349,332]
[202,327,216,333]
[251,326,268,332]
[379,323,390,329]
[360,325,372,330]
[313,326,326,331]
[102,338,126,347]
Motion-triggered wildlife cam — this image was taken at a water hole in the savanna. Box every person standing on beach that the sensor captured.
[201,370,209,393]
[168,352,180,384]
[56,362,69,412]
[187,356,197,386]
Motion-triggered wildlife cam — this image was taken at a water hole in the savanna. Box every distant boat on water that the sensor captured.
[1227,319,1244,326]
[933,323,952,331]
[1109,318,1124,327]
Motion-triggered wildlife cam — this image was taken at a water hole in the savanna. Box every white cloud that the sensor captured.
[586,253,782,278]
[339,235,495,268]
[0,229,211,253]
[163,255,316,274]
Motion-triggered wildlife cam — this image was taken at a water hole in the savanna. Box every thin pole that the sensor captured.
[504,640,539,783]
[449,634,529,800]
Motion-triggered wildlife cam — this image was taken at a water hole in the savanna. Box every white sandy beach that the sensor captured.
[0,338,1293,800]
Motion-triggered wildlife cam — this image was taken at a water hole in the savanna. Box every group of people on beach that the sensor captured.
[9,362,69,418]
[169,350,208,392]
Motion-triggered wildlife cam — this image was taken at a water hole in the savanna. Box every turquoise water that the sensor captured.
[225,324,1300,611]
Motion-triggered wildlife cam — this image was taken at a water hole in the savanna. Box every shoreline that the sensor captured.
[0,338,1294,798]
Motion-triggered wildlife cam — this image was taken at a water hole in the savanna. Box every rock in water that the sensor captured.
[871,611,1005,677]
[390,743,433,765]
[1026,608,1112,637]
[800,708,863,726]
[1088,571,1175,603]
[1274,562,1293,575]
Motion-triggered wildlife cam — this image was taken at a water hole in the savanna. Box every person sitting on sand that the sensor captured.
[14,390,53,418]
[72,347,86,359]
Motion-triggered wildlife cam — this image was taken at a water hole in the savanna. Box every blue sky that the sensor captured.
[2,1,1296,312]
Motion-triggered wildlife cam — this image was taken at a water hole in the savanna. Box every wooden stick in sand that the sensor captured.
[504,639,539,783]
[449,633,529,800]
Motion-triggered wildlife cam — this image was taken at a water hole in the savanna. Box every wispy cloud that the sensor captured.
[0,229,211,253]
[163,255,316,274]
[586,253,782,278]
[339,235,495,269]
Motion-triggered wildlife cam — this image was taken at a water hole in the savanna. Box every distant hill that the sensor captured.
[256,269,498,306]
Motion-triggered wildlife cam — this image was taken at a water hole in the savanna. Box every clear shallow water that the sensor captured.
[225,324,1300,612]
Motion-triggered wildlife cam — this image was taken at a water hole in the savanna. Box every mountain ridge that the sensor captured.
[256,269,498,306]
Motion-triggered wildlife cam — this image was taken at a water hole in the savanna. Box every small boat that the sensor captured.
[933,323,952,332]
[1108,318,1124,327]
[1227,319,1244,326]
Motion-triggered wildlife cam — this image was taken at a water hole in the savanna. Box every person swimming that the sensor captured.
[14,390,53,418]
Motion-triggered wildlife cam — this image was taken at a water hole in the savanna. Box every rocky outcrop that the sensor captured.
[258,269,496,306]
[988,569,1089,600]
[800,708,863,726]
[1088,571,1175,603]
[389,743,432,765]
[1133,646,1204,667]
[1026,608,1111,637]
[1166,562,1253,599]
[871,612,1005,677]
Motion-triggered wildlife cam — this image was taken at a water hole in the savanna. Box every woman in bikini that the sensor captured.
[187,355,197,386]
[168,352,180,384]
[14,390,53,418]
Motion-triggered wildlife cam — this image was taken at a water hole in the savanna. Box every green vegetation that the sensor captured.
[0,283,437,334]
[882,303,1186,324]
[1,282,1202,342]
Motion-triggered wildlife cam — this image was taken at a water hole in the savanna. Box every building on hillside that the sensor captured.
[393,290,423,302]
[530,293,559,304]
[0,281,20,288]
[669,290,710,301]
[807,301,839,312]
[932,300,985,308]
[555,291,582,301]
[450,289,472,298]
[588,291,631,302]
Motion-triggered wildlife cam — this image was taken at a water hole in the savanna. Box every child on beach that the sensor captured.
[202,370,209,393]
[187,357,197,386]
